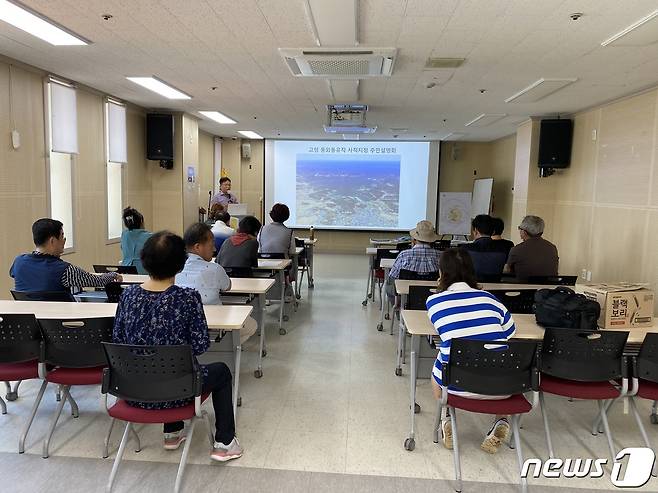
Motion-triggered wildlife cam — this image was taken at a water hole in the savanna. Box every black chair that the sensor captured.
[396,242,412,251]
[0,314,41,415]
[105,282,128,303]
[93,265,138,275]
[20,317,114,457]
[11,290,75,302]
[258,252,285,260]
[101,343,213,493]
[374,248,399,307]
[432,239,452,250]
[399,269,439,282]
[433,338,539,493]
[488,289,537,314]
[525,275,578,286]
[224,267,253,278]
[625,334,658,462]
[538,327,629,462]
[406,285,436,310]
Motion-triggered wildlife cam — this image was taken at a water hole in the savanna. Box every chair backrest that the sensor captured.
[11,290,75,302]
[259,252,286,260]
[101,343,201,402]
[225,267,253,278]
[399,269,439,281]
[407,285,437,310]
[396,242,412,251]
[524,275,578,286]
[214,235,228,254]
[0,314,41,364]
[375,248,398,269]
[38,317,114,368]
[444,338,539,396]
[105,282,127,303]
[432,239,452,251]
[93,264,138,275]
[637,333,658,384]
[541,327,628,382]
[488,289,537,314]
[465,250,507,283]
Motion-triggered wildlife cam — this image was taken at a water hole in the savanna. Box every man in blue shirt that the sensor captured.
[385,220,441,300]
[175,223,256,344]
[11,218,120,293]
[210,177,239,208]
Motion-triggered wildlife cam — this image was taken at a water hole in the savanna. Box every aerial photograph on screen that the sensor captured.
[296,154,400,227]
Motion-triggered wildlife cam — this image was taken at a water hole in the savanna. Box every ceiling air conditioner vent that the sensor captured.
[279,47,397,78]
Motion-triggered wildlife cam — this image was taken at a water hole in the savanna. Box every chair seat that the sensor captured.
[46,366,105,385]
[108,393,210,424]
[539,374,620,399]
[0,360,39,381]
[447,393,532,415]
[637,379,658,400]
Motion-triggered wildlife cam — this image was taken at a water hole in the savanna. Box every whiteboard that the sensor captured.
[438,192,472,236]
[471,178,493,217]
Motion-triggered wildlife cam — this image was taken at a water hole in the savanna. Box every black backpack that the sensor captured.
[534,287,600,330]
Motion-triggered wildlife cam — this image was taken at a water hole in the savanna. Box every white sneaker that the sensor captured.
[210,437,243,462]
[163,430,186,450]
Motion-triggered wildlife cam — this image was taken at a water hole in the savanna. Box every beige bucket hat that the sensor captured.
[410,220,440,243]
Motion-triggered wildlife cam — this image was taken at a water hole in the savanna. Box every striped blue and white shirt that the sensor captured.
[426,281,516,397]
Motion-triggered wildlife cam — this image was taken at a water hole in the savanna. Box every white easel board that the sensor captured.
[471,178,494,216]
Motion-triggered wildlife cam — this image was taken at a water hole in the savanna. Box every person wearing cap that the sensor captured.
[504,215,559,280]
[385,220,441,300]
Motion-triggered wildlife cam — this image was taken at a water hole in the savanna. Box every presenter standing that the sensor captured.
[210,177,239,208]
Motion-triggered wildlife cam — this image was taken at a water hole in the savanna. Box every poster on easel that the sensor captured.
[438,192,472,236]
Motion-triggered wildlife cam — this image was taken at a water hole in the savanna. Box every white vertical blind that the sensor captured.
[213,137,222,193]
[107,101,127,163]
[49,81,78,153]
[107,162,123,239]
[49,152,74,249]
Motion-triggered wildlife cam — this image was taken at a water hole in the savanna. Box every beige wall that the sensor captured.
[489,134,516,238]
[198,131,215,209]
[181,114,199,230]
[521,88,658,292]
[0,56,152,298]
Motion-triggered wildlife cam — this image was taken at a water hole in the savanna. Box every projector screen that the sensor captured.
[265,140,440,231]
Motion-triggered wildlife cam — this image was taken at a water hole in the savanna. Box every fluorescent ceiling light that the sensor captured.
[505,78,577,103]
[443,132,466,141]
[464,113,507,127]
[126,76,191,100]
[199,111,236,124]
[0,0,88,45]
[601,9,658,46]
[238,130,263,139]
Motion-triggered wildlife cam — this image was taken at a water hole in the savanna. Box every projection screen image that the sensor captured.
[296,154,400,228]
[265,140,438,231]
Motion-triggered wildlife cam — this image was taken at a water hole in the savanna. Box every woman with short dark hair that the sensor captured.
[120,206,152,274]
[216,215,261,270]
[257,203,295,257]
[112,231,243,462]
[426,248,516,455]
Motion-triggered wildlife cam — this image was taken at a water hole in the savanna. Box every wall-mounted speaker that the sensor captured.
[146,114,174,161]
[538,119,573,168]
[241,143,252,160]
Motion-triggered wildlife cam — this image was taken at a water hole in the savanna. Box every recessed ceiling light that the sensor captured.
[238,130,263,139]
[601,9,658,46]
[126,77,191,100]
[199,111,236,124]
[0,0,88,45]
[464,114,507,127]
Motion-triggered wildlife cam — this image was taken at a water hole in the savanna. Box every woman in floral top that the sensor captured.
[112,231,243,462]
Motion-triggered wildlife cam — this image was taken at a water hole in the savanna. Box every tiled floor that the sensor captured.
[0,253,656,492]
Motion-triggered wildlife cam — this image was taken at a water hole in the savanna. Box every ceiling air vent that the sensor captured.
[425,57,465,69]
[279,47,397,78]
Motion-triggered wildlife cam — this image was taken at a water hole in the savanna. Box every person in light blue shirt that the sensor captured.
[176,223,231,305]
[176,223,257,344]
[120,207,152,274]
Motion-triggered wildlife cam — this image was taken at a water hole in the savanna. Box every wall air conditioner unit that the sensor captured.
[279,47,397,78]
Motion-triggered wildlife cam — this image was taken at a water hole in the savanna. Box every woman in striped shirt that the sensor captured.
[426,248,516,454]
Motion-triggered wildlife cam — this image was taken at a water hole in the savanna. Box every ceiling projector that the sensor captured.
[323,104,377,134]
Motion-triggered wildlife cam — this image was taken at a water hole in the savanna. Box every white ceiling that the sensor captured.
[1,0,658,141]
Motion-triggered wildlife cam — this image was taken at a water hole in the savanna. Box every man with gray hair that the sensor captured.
[504,215,558,280]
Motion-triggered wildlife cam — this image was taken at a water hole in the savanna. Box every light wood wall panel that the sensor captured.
[489,134,516,239]
[198,131,215,209]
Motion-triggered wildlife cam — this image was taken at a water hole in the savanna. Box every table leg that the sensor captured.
[232,330,242,421]
[308,245,314,288]
[363,256,372,306]
[292,255,300,300]
[377,267,389,331]
[405,334,420,451]
[254,294,265,378]
[395,294,407,376]
[278,270,286,335]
